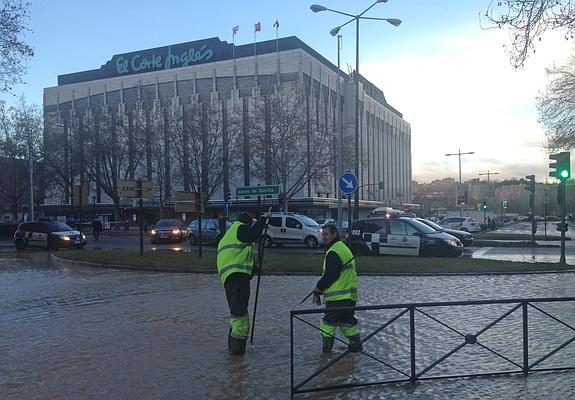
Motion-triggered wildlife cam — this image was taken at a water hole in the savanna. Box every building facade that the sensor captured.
[43,36,411,213]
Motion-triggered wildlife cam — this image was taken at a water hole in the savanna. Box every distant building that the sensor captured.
[412,177,457,213]
[42,36,412,218]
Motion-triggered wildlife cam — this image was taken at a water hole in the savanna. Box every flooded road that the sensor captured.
[1,253,575,399]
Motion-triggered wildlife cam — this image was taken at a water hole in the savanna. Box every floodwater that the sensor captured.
[1,253,575,399]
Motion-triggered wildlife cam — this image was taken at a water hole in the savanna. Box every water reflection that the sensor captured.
[0,254,574,399]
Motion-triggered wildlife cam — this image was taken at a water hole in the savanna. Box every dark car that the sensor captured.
[188,218,232,245]
[416,218,473,247]
[150,219,189,244]
[14,221,87,250]
[347,216,463,257]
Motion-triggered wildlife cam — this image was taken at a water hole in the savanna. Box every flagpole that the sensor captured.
[233,29,237,88]
[275,21,280,79]
[253,24,258,86]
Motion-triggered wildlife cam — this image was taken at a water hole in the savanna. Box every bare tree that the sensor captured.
[537,54,575,150]
[250,83,335,204]
[0,97,42,219]
[84,107,131,220]
[484,0,575,68]
[0,0,34,93]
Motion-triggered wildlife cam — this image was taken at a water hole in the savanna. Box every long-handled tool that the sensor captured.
[250,207,272,344]
[298,257,356,305]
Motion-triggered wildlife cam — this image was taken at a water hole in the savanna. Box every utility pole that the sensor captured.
[336,34,343,228]
[27,128,34,221]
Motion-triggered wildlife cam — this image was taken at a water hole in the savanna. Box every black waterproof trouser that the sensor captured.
[224,273,251,338]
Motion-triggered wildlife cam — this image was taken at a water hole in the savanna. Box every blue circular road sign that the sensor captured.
[339,172,358,195]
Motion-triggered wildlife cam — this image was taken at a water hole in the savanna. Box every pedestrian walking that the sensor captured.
[91,218,103,242]
[217,211,271,356]
[312,224,361,354]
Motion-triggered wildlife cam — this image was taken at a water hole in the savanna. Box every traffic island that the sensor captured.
[51,250,575,275]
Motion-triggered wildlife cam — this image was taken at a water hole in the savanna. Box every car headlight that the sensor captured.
[151,229,156,235]
[62,236,71,241]
[446,239,460,247]
[81,234,86,239]
[172,229,180,235]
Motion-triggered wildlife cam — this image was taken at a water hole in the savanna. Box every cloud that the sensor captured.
[362,27,573,183]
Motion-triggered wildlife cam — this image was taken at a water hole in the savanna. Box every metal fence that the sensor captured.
[290,297,575,397]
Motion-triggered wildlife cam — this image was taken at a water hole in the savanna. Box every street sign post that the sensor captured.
[339,172,358,236]
[175,191,206,258]
[117,180,154,256]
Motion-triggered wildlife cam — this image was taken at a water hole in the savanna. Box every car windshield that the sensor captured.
[407,219,437,234]
[420,219,443,231]
[156,219,179,227]
[298,215,319,227]
[48,222,74,232]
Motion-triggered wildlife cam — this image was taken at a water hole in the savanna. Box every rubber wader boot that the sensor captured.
[322,336,334,354]
[348,334,363,353]
[229,333,247,356]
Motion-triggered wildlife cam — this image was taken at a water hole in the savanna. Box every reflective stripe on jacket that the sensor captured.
[322,240,358,302]
[217,221,254,284]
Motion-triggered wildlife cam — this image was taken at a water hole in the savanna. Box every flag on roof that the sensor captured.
[254,22,261,32]
[273,20,279,29]
[233,25,239,35]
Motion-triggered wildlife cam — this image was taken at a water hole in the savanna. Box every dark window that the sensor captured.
[206,221,218,230]
[269,217,282,227]
[389,220,407,235]
[405,223,419,236]
[365,221,386,233]
[190,221,198,229]
[286,217,302,230]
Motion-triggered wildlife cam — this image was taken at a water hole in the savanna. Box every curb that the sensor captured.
[49,255,575,277]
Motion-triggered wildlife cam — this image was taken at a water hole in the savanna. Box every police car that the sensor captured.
[347,212,463,257]
[14,221,87,250]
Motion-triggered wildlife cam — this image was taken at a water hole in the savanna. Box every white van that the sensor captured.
[263,213,322,248]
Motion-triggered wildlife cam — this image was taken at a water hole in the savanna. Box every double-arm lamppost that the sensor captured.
[311,1,401,219]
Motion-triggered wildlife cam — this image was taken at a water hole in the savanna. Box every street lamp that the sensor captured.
[445,149,474,216]
[311,2,401,220]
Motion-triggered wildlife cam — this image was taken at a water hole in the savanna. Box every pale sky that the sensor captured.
[3,0,572,183]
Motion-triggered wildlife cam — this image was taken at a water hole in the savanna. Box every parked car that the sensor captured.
[416,218,473,247]
[347,215,463,257]
[437,217,481,233]
[149,219,189,244]
[545,216,560,221]
[263,213,322,248]
[14,221,87,250]
[188,218,232,245]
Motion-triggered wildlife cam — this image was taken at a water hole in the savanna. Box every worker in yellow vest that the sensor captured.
[217,211,271,355]
[313,224,361,354]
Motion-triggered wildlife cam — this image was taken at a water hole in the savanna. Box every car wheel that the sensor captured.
[304,236,318,249]
[460,227,469,232]
[262,235,273,248]
[75,245,84,250]
[189,234,198,245]
[15,239,26,250]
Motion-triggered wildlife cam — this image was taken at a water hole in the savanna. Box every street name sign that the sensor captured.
[236,185,280,196]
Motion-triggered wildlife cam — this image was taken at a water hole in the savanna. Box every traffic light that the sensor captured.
[525,175,535,209]
[482,200,487,210]
[549,152,571,181]
[502,201,508,209]
[224,188,231,203]
[476,203,482,211]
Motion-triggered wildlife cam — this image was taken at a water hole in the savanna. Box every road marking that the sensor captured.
[473,247,493,257]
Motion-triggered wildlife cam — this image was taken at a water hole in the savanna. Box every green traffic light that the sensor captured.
[560,169,569,179]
